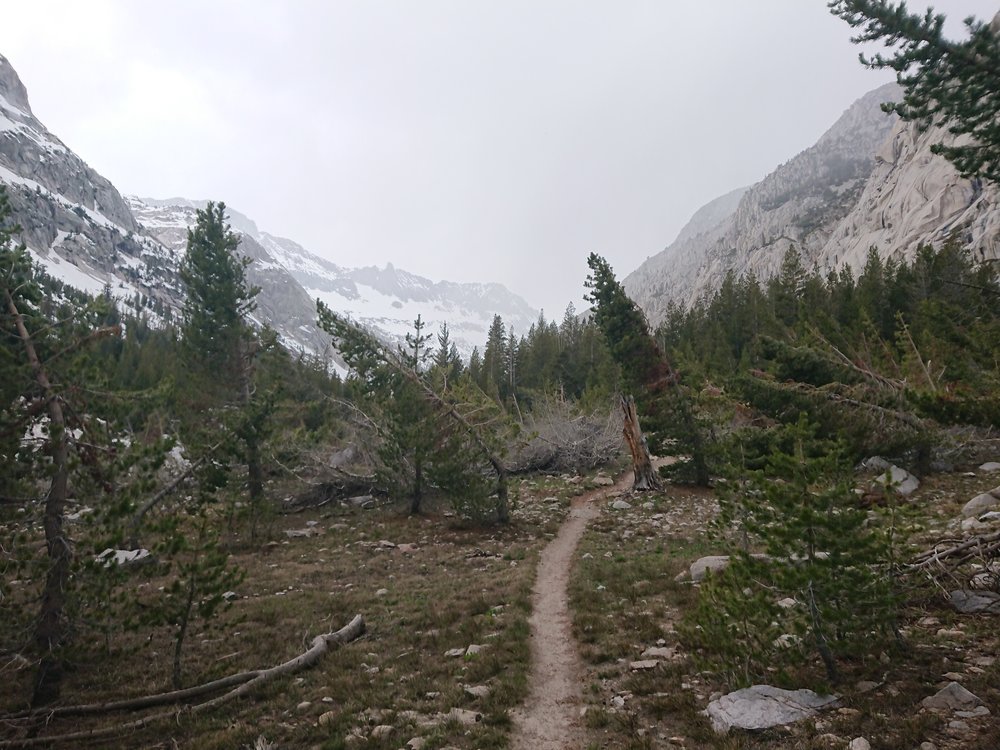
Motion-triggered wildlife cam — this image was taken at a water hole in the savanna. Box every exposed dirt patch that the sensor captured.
[511,472,632,750]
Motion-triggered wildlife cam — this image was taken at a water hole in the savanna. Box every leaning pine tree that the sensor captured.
[318,303,514,523]
[584,253,709,487]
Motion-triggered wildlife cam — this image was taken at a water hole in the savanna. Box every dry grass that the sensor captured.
[0,472,590,749]
[568,472,1000,749]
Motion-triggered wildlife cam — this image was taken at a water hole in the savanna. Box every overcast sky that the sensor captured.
[1,1,995,315]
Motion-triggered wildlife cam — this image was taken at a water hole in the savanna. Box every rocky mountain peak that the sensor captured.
[0,54,32,115]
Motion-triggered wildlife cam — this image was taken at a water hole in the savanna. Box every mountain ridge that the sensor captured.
[624,82,1000,324]
[0,53,537,365]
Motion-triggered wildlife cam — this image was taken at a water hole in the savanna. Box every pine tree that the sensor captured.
[585,253,710,486]
[830,1,1000,183]
[684,419,901,685]
[178,202,269,534]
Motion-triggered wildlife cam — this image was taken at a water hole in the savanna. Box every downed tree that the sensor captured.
[0,615,365,747]
[911,530,1000,573]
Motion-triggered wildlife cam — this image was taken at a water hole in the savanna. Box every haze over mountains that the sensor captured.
[0,54,537,364]
[4,49,999,359]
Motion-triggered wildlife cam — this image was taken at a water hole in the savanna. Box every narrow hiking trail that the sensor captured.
[510,472,633,750]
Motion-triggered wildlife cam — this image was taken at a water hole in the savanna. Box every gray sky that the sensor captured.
[1,1,995,315]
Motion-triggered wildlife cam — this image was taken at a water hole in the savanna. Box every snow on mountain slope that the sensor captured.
[127,197,539,359]
[0,53,536,365]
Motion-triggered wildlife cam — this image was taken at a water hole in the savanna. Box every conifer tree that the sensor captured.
[179,202,269,534]
[830,1,1000,183]
[585,253,710,486]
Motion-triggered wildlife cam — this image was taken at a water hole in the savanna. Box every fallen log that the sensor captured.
[0,614,365,747]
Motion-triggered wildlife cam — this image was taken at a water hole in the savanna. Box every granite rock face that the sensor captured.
[624,81,1000,324]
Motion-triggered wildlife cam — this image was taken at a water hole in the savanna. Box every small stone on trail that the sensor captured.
[979,461,1000,472]
[641,646,675,659]
[611,499,632,510]
[611,695,626,709]
[594,475,615,486]
[464,685,490,698]
[848,739,871,750]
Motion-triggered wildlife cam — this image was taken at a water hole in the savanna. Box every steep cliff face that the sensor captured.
[625,83,904,323]
[625,80,1000,326]
[0,54,173,311]
[817,122,1000,271]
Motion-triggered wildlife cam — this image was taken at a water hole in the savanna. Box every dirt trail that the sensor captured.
[510,472,632,750]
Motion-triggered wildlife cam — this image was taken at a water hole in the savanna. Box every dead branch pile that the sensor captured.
[509,398,622,473]
[911,530,1000,575]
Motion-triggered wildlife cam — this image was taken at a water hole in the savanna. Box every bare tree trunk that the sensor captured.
[621,395,661,491]
[4,288,71,707]
[240,338,264,541]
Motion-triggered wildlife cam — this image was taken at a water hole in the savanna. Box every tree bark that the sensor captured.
[4,288,71,707]
[621,395,661,491]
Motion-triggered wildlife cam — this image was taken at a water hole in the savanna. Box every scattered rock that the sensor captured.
[285,527,322,539]
[979,462,1000,473]
[378,539,396,549]
[611,695,626,709]
[629,660,659,670]
[318,711,337,726]
[95,548,151,567]
[406,739,427,750]
[296,700,312,712]
[444,648,465,658]
[464,685,490,699]
[874,465,919,496]
[371,725,393,739]
[848,739,871,750]
[921,682,985,712]
[222,590,239,601]
[641,646,675,659]
[594,475,615,486]
[918,743,938,750]
[704,685,839,733]
[855,681,879,694]
[956,706,991,718]
[375,588,389,597]
[348,494,376,508]
[690,555,731,582]
[611,499,632,510]
[397,543,418,553]
[445,707,481,726]
[962,493,999,518]
[465,644,485,656]
[949,589,1000,614]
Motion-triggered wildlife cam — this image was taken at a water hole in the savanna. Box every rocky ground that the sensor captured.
[567,461,1000,750]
